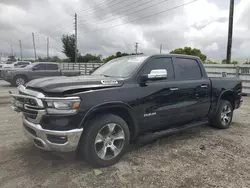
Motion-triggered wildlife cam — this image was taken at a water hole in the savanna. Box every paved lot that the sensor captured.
[0,80,17,104]
[0,82,250,187]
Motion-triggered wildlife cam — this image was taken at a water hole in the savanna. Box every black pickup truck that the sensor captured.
[11,54,243,167]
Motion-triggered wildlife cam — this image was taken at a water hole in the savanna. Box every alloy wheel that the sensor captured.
[16,78,25,86]
[221,104,232,126]
[94,123,125,160]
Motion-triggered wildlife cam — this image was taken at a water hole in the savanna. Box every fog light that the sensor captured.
[47,135,68,144]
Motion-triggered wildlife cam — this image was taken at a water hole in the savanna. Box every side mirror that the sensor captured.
[147,69,167,80]
[139,69,167,84]
[32,67,37,71]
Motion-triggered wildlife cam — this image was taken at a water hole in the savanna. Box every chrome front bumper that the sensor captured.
[23,116,83,152]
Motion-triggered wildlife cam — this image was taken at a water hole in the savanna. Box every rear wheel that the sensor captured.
[79,114,130,167]
[14,75,27,86]
[211,100,233,129]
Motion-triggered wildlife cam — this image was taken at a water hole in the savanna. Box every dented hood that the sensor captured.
[26,75,124,93]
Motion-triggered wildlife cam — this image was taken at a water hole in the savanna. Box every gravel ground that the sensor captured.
[0,91,250,187]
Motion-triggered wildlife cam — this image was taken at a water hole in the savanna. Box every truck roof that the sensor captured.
[125,54,201,60]
[33,62,59,65]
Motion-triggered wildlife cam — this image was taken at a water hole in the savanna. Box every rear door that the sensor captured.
[172,57,210,124]
[45,64,60,76]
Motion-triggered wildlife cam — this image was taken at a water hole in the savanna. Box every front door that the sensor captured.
[137,57,180,132]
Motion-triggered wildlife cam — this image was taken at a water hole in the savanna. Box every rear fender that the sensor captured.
[215,90,234,112]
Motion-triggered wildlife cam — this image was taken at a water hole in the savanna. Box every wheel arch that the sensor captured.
[216,90,235,112]
[80,102,139,141]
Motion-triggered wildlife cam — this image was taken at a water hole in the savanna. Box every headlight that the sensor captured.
[44,97,81,115]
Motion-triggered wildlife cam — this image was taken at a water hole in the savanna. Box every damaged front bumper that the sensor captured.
[23,116,83,152]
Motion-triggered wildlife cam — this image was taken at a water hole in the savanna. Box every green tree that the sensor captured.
[38,56,62,62]
[204,59,218,64]
[78,53,102,62]
[222,59,239,64]
[170,47,207,62]
[222,59,227,64]
[232,60,239,65]
[7,55,16,62]
[103,52,139,62]
[61,34,77,62]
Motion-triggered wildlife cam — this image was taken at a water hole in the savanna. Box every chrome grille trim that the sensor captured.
[18,85,45,98]
[11,94,44,108]
[11,86,47,123]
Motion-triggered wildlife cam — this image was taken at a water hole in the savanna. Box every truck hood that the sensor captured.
[26,75,124,94]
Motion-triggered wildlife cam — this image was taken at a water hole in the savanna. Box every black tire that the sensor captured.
[79,113,130,167]
[211,100,233,129]
[14,75,27,86]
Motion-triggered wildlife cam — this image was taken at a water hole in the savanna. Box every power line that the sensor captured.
[78,0,118,14]
[78,0,148,23]
[84,0,200,34]
[79,0,169,27]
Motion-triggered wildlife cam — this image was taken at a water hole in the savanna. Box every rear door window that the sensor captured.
[46,64,58,70]
[173,58,202,80]
[34,64,46,70]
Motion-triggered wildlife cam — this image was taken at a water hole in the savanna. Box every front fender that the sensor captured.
[79,101,139,139]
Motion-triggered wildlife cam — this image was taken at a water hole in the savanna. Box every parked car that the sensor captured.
[1,61,31,69]
[0,61,31,77]
[2,62,81,86]
[10,54,243,167]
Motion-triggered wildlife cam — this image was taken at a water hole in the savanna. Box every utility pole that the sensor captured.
[226,0,234,64]
[74,13,78,63]
[19,40,23,60]
[47,37,49,59]
[32,32,37,60]
[135,42,139,55]
[10,44,13,56]
[160,44,162,54]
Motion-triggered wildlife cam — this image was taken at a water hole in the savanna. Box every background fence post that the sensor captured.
[85,64,87,75]
[236,66,240,77]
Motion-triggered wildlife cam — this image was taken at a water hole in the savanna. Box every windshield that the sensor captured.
[92,56,148,78]
[25,63,35,68]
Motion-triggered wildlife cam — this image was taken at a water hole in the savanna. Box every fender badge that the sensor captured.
[101,80,118,84]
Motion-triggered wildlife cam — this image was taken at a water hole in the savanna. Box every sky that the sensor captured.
[0,0,249,62]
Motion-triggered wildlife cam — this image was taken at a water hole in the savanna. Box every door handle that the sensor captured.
[200,85,208,88]
[170,88,179,91]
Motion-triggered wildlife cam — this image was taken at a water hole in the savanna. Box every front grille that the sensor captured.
[14,94,43,121]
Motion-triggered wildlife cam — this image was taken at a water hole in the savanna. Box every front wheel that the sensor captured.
[14,76,27,86]
[79,114,130,167]
[211,100,233,129]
